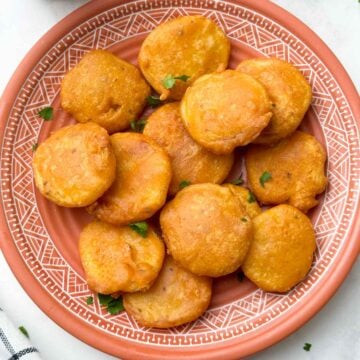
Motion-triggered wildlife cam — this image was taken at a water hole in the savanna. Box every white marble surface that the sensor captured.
[0,0,359,359]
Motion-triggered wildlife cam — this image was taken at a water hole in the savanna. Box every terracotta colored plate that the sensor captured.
[0,0,359,359]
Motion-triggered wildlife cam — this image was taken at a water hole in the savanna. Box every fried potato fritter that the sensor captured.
[160,184,253,277]
[242,205,316,292]
[223,184,262,218]
[33,122,116,207]
[61,50,150,133]
[245,131,327,212]
[79,221,165,294]
[237,58,312,144]
[87,132,171,225]
[143,102,234,195]
[181,70,273,154]
[123,256,212,328]
[138,15,230,100]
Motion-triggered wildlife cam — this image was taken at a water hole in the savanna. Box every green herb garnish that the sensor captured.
[107,298,124,315]
[86,296,94,305]
[147,95,162,108]
[303,343,312,352]
[98,293,113,306]
[19,326,29,338]
[32,143,38,152]
[129,221,148,238]
[247,191,256,203]
[130,119,147,133]
[179,180,191,190]
[38,106,53,121]
[98,294,124,315]
[259,171,272,187]
[162,74,190,89]
[231,177,244,185]
[241,217,248,222]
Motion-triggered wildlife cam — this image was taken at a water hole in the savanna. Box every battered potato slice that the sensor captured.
[160,184,253,277]
[181,70,273,154]
[79,221,165,294]
[245,131,327,213]
[237,58,312,144]
[33,122,115,207]
[143,102,234,195]
[138,15,230,100]
[123,256,212,328]
[223,184,261,219]
[61,50,150,133]
[87,132,171,225]
[242,205,316,292]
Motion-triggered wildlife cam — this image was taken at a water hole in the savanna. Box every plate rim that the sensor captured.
[0,0,359,358]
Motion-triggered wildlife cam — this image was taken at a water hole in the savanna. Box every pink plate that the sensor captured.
[0,0,359,359]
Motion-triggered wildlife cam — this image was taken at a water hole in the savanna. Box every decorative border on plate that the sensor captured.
[1,0,359,346]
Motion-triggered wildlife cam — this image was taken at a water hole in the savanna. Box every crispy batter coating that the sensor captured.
[160,184,253,277]
[123,256,212,328]
[237,58,312,144]
[181,70,273,154]
[87,132,171,225]
[61,50,150,133]
[79,221,165,294]
[138,15,230,100]
[33,122,115,207]
[143,102,234,195]
[223,184,262,218]
[245,131,327,213]
[242,205,316,292]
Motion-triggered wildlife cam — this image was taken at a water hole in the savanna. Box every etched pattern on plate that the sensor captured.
[1,0,358,346]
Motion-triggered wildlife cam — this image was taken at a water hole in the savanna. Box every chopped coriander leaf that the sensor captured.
[247,191,256,203]
[18,326,29,338]
[86,296,94,305]
[107,297,124,315]
[98,294,124,315]
[162,75,176,89]
[179,180,191,189]
[38,106,53,121]
[147,95,162,108]
[32,143,38,152]
[303,343,312,352]
[129,221,148,238]
[259,171,272,187]
[237,272,244,282]
[98,293,114,306]
[241,217,248,222]
[231,177,244,185]
[175,75,190,82]
[130,119,147,133]
[162,74,190,89]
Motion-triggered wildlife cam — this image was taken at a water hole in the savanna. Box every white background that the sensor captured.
[0,1,359,359]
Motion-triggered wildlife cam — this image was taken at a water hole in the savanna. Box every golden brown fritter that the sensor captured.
[79,221,165,294]
[138,15,230,100]
[237,57,312,144]
[245,131,327,213]
[223,184,262,218]
[61,50,150,133]
[87,132,172,225]
[123,256,212,328]
[33,122,115,207]
[242,204,316,292]
[181,70,273,154]
[143,102,234,195]
[160,184,253,277]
